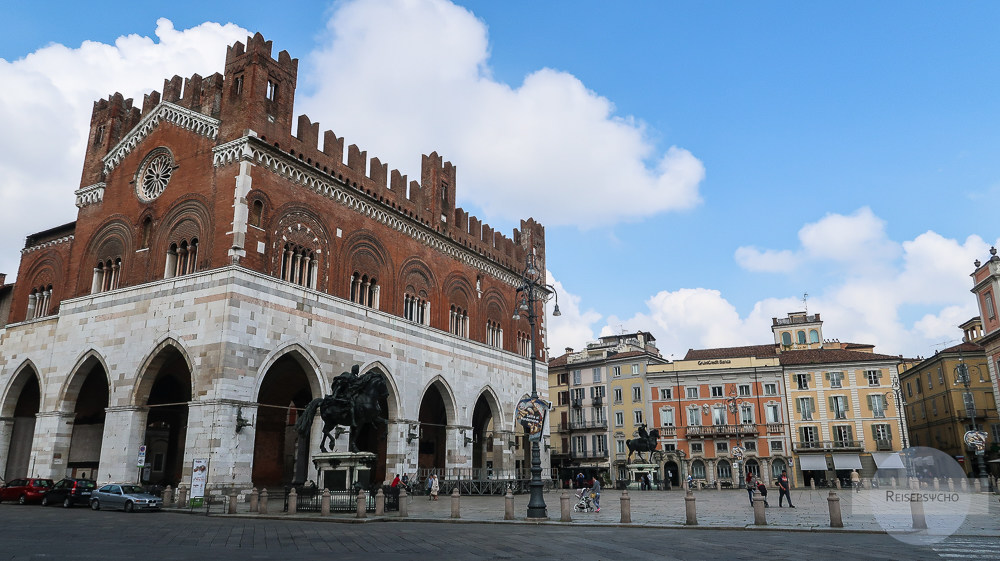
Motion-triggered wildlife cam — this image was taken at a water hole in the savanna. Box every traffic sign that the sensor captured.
[137,445,147,467]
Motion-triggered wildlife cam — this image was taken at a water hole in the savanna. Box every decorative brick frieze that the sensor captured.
[102,101,220,174]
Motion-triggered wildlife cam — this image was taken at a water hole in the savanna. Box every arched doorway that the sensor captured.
[66,358,109,480]
[252,354,314,488]
[418,382,451,473]
[663,460,680,487]
[771,458,787,481]
[139,346,191,487]
[471,393,499,479]
[4,367,40,479]
[717,459,732,483]
[745,458,760,479]
[353,367,390,485]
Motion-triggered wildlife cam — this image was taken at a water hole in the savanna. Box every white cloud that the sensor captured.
[545,271,602,356]
[608,210,994,359]
[0,18,250,280]
[733,247,799,273]
[297,0,704,229]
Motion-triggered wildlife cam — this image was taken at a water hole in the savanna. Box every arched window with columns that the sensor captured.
[485,319,503,348]
[280,243,318,289]
[403,292,430,325]
[164,238,199,279]
[26,284,54,319]
[92,258,122,293]
[349,272,379,308]
[449,305,469,338]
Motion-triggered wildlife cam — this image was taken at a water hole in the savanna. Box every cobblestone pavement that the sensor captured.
[1,501,998,560]
[219,486,1000,536]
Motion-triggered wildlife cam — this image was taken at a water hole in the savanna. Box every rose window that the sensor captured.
[137,152,174,201]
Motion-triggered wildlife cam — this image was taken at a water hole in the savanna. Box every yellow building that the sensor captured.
[900,334,998,477]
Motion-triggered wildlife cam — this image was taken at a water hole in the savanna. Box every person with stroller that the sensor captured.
[590,476,602,513]
[574,484,594,512]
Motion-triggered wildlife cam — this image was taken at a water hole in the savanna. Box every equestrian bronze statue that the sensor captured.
[295,365,389,453]
[626,424,660,463]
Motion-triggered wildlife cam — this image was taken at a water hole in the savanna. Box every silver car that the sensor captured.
[90,484,162,512]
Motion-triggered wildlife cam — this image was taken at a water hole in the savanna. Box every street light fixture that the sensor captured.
[725,388,748,487]
[512,252,560,519]
[955,360,990,489]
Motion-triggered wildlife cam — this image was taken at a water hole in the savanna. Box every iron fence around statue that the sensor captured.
[282,486,399,513]
[412,467,558,495]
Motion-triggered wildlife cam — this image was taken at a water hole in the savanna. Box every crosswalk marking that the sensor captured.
[930,537,999,560]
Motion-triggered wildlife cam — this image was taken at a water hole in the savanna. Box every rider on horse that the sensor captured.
[328,364,362,428]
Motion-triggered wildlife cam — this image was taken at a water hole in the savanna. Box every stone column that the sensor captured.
[0,417,15,479]
[32,411,76,480]
[228,155,254,262]
[184,400,257,491]
[100,406,148,483]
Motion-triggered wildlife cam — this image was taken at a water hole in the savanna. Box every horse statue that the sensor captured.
[626,424,660,463]
[295,367,389,453]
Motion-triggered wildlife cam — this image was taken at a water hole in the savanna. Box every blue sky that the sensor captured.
[2,1,998,358]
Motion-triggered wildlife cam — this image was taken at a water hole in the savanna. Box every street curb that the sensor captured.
[162,509,995,537]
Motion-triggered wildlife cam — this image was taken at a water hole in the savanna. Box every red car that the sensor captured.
[0,478,54,504]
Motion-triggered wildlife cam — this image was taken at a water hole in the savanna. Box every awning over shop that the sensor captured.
[871,452,905,469]
[832,453,863,470]
[798,455,829,471]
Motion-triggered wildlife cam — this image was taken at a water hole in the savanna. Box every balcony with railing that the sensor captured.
[766,423,784,433]
[570,449,609,460]
[659,426,676,437]
[875,438,893,451]
[685,424,759,438]
[793,439,863,452]
[563,420,608,431]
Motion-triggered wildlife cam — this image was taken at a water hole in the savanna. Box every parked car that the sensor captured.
[90,484,162,512]
[0,478,54,504]
[41,478,96,508]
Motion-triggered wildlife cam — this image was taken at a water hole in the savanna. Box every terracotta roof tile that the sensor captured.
[778,348,900,366]
[684,344,778,360]
[939,341,984,354]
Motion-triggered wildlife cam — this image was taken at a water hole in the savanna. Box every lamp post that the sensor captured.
[512,252,560,519]
[725,388,746,486]
[955,360,990,489]
[885,376,911,479]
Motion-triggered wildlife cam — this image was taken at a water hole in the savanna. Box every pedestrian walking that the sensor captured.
[687,474,694,490]
[745,472,754,505]
[756,478,770,507]
[429,474,439,501]
[851,469,861,493]
[777,470,795,508]
[576,472,585,489]
[391,474,400,488]
[590,476,602,512]
[643,473,651,490]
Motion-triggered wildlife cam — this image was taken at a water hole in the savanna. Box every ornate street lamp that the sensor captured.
[955,361,990,489]
[725,388,747,487]
[512,252,560,519]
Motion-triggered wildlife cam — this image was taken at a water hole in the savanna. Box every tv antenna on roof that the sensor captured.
[802,292,809,314]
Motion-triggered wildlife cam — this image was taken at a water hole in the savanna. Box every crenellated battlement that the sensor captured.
[77,32,535,274]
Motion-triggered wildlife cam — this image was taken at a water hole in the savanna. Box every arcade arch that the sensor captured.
[2,365,41,479]
[62,353,110,479]
[471,389,502,477]
[252,353,315,487]
[135,344,192,487]
[417,378,456,473]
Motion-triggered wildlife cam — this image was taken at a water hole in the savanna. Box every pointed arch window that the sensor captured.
[517,331,530,358]
[349,272,379,308]
[249,200,264,228]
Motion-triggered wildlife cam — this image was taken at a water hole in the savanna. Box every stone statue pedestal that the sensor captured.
[313,452,377,491]
[627,463,658,488]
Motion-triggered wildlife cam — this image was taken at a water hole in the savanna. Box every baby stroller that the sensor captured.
[573,487,596,512]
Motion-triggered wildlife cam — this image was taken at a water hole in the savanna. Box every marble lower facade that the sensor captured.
[0,266,547,492]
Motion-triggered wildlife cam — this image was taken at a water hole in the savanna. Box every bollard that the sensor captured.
[259,488,269,514]
[685,489,697,525]
[933,478,940,491]
[228,489,237,514]
[288,488,297,514]
[715,480,720,490]
[810,479,816,491]
[162,486,173,507]
[398,488,407,518]
[356,489,367,519]
[752,495,766,525]
[974,479,982,492]
[177,485,188,508]
[834,479,841,490]
[910,494,927,529]
[890,477,896,488]
[375,488,385,516]
[948,478,955,492]
[504,486,514,520]
[960,478,969,492]
[827,491,843,528]
[451,487,461,519]
[249,487,259,512]
[321,489,331,516]
[620,489,631,523]
[560,490,571,522]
